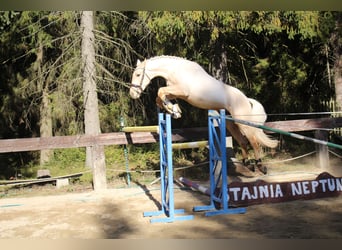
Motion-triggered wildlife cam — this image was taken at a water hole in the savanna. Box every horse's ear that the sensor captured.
[136,59,146,66]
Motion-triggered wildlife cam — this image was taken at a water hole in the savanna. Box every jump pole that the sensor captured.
[121,125,159,133]
[143,112,194,223]
[172,140,208,150]
[224,115,342,150]
[193,109,247,216]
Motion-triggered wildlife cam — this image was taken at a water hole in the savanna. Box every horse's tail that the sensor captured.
[247,98,278,148]
[254,128,278,148]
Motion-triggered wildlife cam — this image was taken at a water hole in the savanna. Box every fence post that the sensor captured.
[314,130,330,169]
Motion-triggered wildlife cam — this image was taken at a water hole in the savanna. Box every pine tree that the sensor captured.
[81,11,107,190]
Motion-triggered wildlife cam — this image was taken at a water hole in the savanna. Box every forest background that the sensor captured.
[0,11,341,185]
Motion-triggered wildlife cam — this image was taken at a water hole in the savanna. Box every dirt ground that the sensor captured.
[1,160,342,239]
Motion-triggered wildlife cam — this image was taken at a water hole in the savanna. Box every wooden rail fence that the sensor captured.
[0,117,341,153]
[1,117,341,190]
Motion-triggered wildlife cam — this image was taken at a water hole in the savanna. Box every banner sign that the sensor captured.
[180,172,342,207]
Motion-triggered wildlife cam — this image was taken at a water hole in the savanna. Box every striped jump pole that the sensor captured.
[222,115,342,150]
[143,112,194,223]
[172,140,208,150]
[179,176,210,195]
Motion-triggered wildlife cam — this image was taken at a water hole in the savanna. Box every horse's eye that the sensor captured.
[136,73,141,77]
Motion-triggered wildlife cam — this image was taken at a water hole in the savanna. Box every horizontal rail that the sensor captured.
[172,140,208,150]
[0,127,208,153]
[122,126,159,133]
[0,172,85,186]
[265,117,342,133]
[0,116,341,154]
[223,115,342,150]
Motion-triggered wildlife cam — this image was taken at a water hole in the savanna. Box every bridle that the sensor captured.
[130,65,151,91]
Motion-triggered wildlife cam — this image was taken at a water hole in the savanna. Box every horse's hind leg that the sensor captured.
[226,121,251,165]
[227,122,267,174]
[247,135,267,174]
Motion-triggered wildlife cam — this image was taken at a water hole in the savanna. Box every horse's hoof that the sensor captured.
[172,112,182,119]
[173,103,182,114]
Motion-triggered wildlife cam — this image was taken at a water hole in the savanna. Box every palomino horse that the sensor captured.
[129,56,278,173]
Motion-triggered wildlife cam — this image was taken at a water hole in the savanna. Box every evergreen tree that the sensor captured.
[136,11,338,121]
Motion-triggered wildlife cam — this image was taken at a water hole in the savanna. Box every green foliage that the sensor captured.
[52,148,86,167]
[0,11,19,30]
[0,11,340,183]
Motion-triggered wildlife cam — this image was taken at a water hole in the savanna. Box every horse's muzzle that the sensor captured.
[129,87,141,99]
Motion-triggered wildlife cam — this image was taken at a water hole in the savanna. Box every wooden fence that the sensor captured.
[0,117,341,190]
[1,117,341,153]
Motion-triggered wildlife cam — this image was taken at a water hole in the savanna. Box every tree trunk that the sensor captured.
[40,89,53,165]
[332,13,342,111]
[334,56,342,111]
[81,11,107,190]
[37,42,53,165]
[212,46,228,83]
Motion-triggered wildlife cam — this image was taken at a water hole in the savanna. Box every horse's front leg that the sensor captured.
[157,87,185,119]
[156,95,182,118]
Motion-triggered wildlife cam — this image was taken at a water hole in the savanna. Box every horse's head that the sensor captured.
[130,59,150,99]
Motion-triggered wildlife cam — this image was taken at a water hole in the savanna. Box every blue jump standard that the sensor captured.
[143,110,246,223]
[143,113,194,223]
[193,109,246,216]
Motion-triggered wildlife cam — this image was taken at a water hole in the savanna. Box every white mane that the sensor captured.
[147,55,189,62]
[145,55,203,71]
